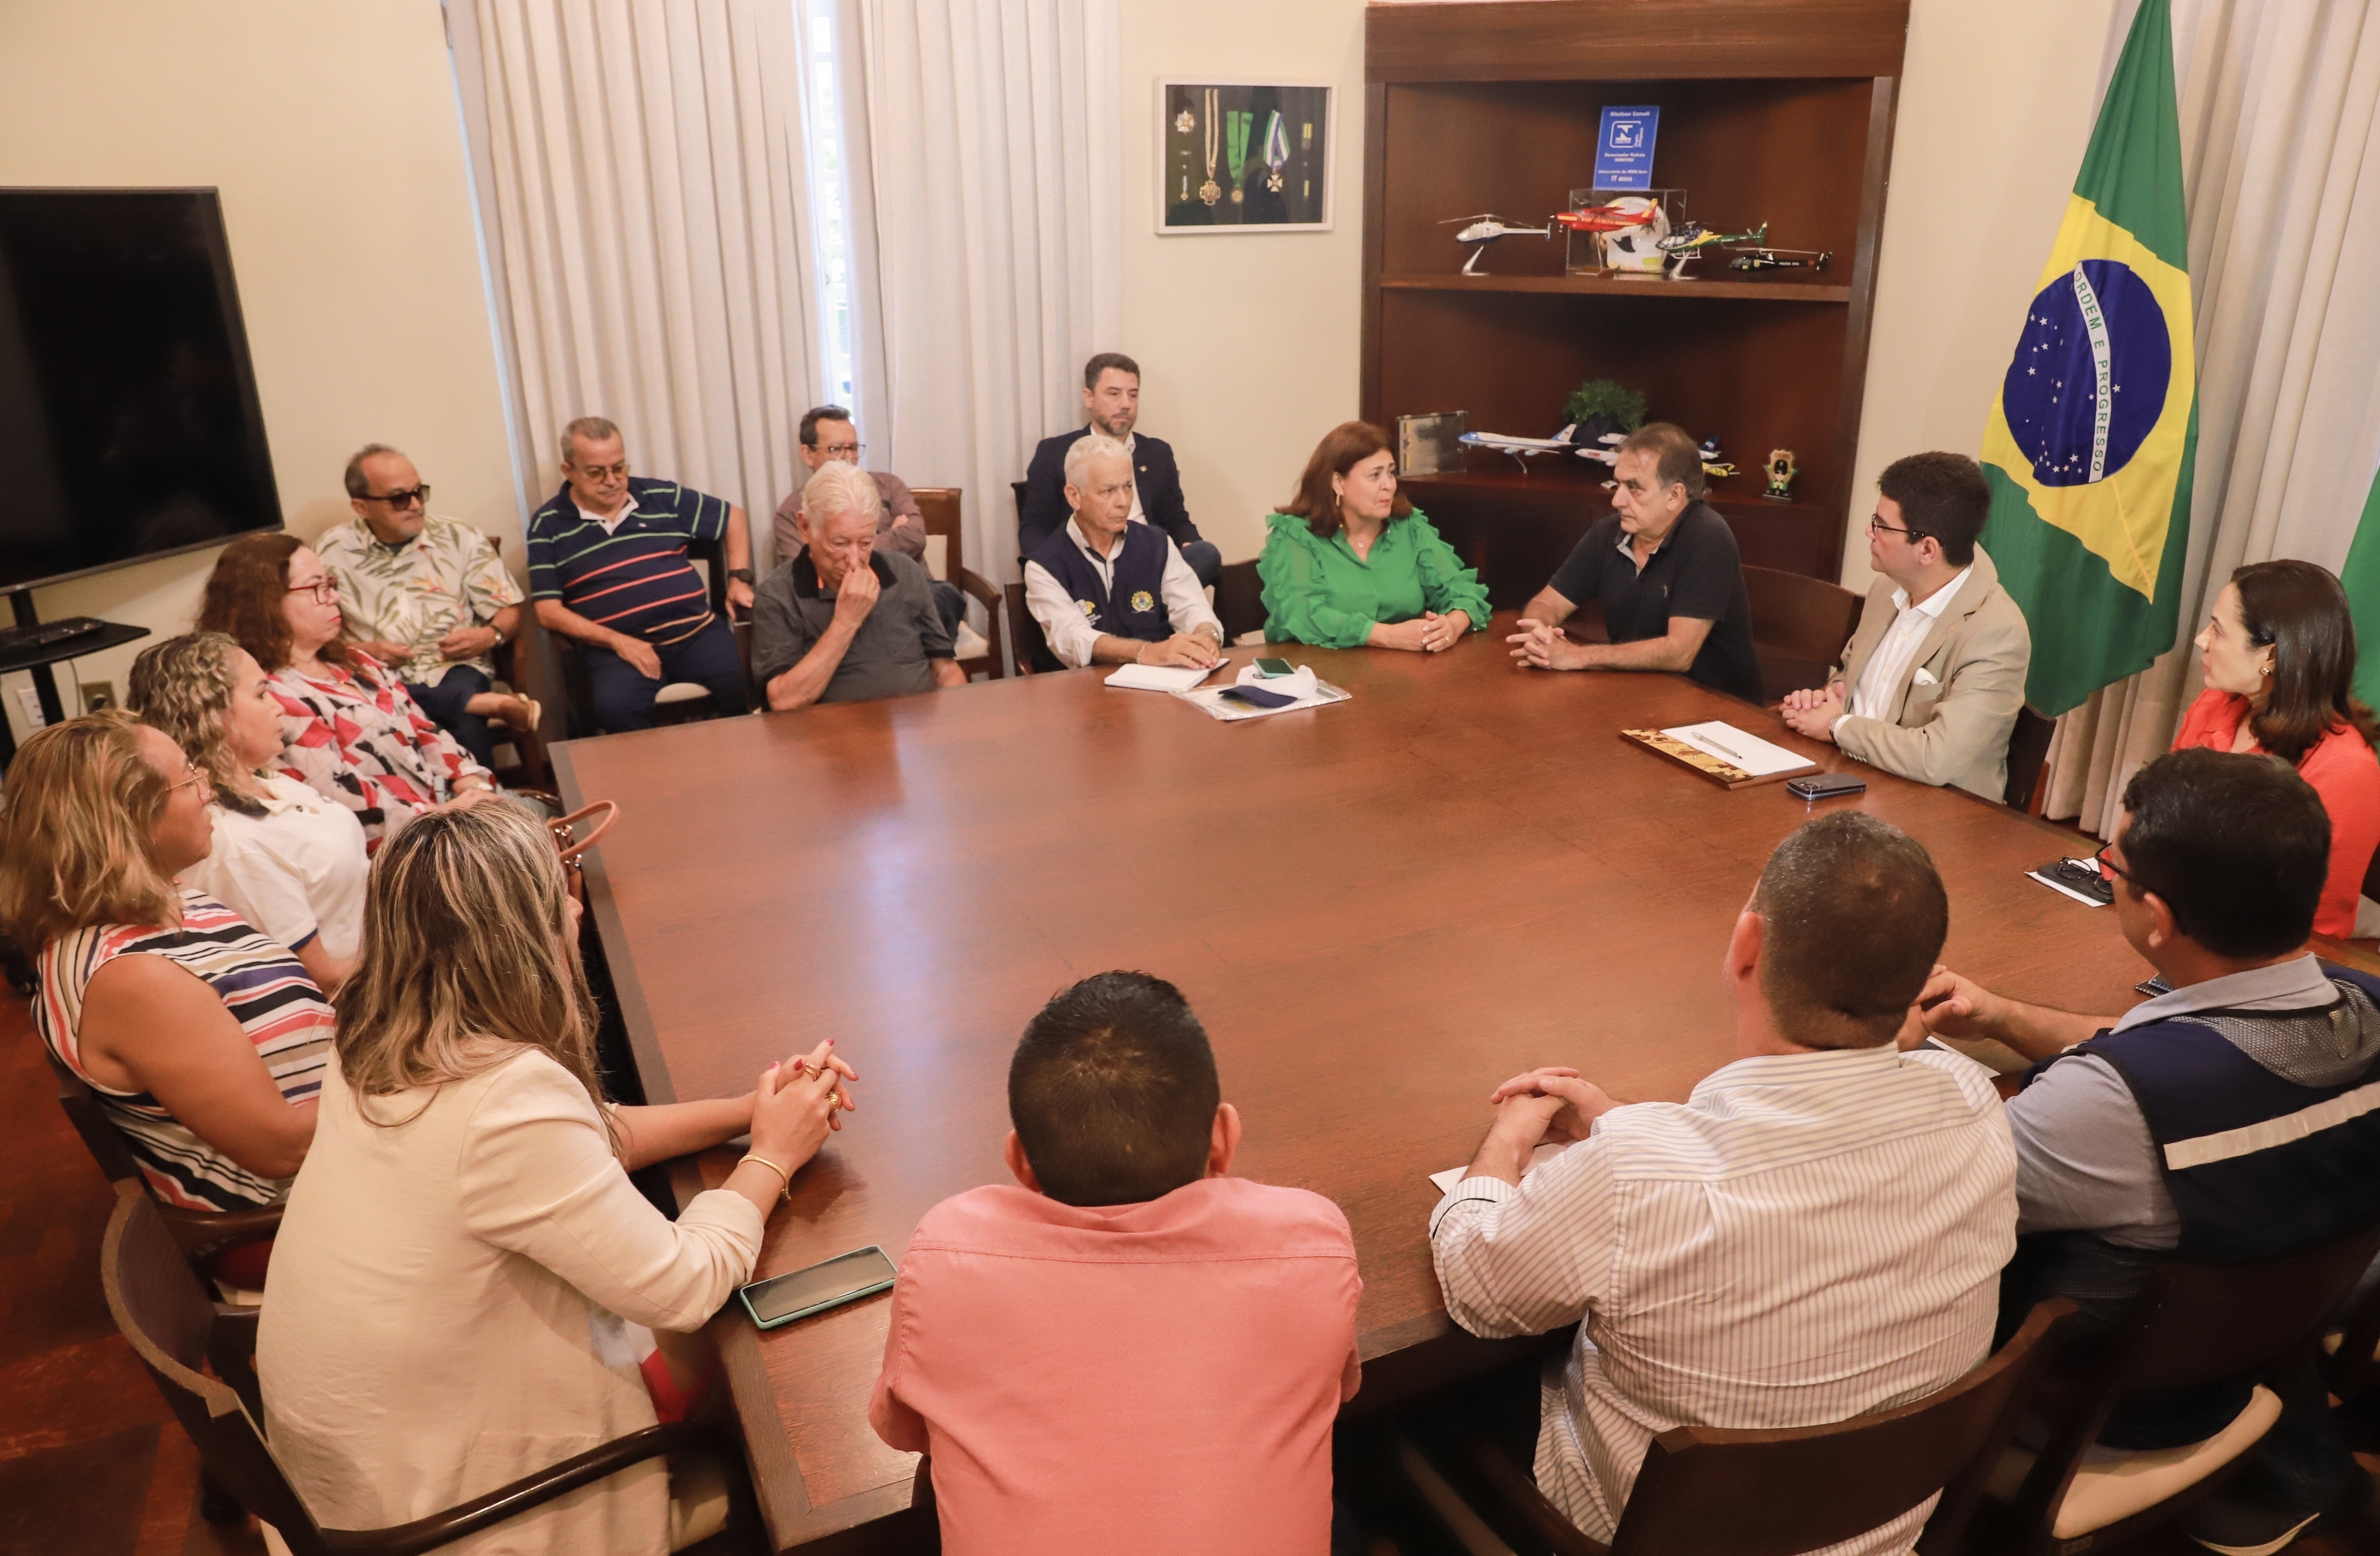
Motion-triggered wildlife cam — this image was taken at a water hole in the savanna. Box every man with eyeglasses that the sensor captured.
[526,415,755,733]
[1506,422,1762,702]
[769,406,961,638]
[1917,749,2380,1554]
[1779,452,2029,800]
[315,444,532,768]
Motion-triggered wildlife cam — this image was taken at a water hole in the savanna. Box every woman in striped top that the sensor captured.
[0,712,332,1212]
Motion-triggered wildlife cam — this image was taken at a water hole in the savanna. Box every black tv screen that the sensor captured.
[0,189,280,593]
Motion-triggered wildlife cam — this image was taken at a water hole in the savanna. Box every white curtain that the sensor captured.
[850,0,1121,586]
[2044,0,2380,834]
[449,0,831,575]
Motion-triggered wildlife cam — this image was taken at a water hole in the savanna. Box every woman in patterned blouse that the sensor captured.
[199,533,494,851]
[0,712,332,1213]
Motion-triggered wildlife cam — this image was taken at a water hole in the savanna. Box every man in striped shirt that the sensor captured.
[527,416,756,732]
[1431,813,2017,1556]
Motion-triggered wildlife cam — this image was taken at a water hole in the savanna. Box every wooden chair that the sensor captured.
[2004,706,2056,812]
[49,1050,282,1263]
[1403,1298,2076,1556]
[472,530,550,789]
[101,1181,764,1555]
[1215,558,1266,645]
[1982,1219,2380,1554]
[908,486,1004,681]
[1004,582,1060,676]
[1011,479,1031,562]
[552,536,734,735]
[1743,565,1863,703]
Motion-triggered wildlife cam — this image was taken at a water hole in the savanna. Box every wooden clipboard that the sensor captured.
[1620,727,1811,791]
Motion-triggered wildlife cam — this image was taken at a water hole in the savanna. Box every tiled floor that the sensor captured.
[5,984,2378,1556]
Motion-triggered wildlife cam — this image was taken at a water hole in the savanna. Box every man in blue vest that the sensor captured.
[1021,434,1222,673]
[1919,748,2380,1554]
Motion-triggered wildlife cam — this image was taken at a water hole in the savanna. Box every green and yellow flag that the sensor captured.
[2341,461,2380,709]
[1979,0,2196,717]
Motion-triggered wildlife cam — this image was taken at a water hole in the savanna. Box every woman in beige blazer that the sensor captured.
[257,800,856,1555]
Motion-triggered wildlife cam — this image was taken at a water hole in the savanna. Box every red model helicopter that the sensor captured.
[1550,202,1658,233]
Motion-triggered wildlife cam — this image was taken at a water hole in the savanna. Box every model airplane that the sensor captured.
[1550,203,1659,233]
[1461,424,1579,470]
[1729,246,1833,272]
[1444,214,1551,276]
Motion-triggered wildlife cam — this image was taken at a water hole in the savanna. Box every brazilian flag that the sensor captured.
[2343,462,2380,709]
[1979,0,2196,717]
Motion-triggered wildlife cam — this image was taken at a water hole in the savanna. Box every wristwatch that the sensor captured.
[727,567,756,585]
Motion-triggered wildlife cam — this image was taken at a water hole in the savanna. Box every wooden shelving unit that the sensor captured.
[1360,0,1910,591]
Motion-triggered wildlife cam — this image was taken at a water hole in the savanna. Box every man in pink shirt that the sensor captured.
[868,971,1363,1554]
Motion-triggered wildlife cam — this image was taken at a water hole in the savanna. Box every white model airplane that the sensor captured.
[1459,423,1617,472]
[1443,214,1551,276]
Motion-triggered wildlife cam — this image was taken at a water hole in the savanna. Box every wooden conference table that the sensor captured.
[551,618,2344,1550]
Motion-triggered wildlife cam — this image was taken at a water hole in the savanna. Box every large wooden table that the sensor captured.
[551,621,2189,1549]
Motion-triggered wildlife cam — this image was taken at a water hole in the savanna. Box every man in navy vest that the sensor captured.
[1018,352,1220,589]
[1919,748,2380,1554]
[1022,434,1222,673]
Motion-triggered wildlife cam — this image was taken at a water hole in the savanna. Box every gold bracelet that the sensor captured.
[737,1152,792,1200]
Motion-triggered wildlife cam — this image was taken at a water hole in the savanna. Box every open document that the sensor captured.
[1662,721,1815,778]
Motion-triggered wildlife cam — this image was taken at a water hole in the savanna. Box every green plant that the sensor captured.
[1564,378,1648,431]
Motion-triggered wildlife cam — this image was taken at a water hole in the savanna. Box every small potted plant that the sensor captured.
[1563,379,1648,449]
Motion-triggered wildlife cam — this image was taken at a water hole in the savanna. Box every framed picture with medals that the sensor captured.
[1157,81,1333,234]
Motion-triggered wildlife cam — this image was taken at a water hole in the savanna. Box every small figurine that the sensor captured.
[1764,449,1798,502]
[1697,435,1736,481]
[1441,214,1552,276]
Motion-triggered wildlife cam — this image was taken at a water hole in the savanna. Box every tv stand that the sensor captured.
[0,592,151,768]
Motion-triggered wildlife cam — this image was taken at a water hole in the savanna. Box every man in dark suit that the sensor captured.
[1019,352,1221,589]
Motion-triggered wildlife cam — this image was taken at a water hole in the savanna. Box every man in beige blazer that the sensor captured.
[1781,453,2031,802]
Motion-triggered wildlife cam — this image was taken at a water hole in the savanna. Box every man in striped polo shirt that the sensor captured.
[527,416,757,732]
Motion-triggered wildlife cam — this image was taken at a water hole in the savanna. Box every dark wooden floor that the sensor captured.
[5,982,2377,1556]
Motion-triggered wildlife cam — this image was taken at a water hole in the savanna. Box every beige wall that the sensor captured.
[1116,0,1368,566]
[0,0,515,745]
[1842,0,2123,592]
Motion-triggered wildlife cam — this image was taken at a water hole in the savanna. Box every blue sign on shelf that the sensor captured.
[1594,106,1660,191]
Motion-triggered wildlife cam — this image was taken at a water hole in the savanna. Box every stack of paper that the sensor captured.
[1662,721,1815,778]
[1104,657,1227,692]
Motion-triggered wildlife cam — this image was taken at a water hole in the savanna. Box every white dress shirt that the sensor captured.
[1022,516,1221,670]
[1122,432,1146,527]
[1431,1044,2017,1554]
[1837,565,1970,734]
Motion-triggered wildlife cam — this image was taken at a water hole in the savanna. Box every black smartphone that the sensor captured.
[1785,772,1867,800]
[1254,657,1295,678]
[737,1246,897,1330]
[1219,684,1300,709]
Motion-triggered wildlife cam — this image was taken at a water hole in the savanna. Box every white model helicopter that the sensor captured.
[1443,214,1551,276]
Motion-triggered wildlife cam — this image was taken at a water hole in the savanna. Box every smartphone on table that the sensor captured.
[737,1245,897,1330]
[1253,657,1295,678]
[1785,771,1867,801]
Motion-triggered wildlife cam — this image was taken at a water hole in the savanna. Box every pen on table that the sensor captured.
[1699,730,1748,763]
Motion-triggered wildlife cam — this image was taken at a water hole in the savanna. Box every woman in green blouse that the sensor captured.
[1257,422,1491,651]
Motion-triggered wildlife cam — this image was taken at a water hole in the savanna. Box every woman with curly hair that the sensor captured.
[197,532,493,850]
[130,632,369,995]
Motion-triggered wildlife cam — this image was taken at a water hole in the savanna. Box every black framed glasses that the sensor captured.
[285,578,339,606]
[1866,515,1931,542]
[818,442,864,460]
[2093,843,2138,887]
[364,485,430,509]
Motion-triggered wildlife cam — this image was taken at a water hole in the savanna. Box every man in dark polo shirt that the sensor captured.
[527,414,756,733]
[752,461,962,709]
[1505,422,1761,702]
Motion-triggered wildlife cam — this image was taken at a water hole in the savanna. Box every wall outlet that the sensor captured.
[81,680,117,714]
[15,686,44,730]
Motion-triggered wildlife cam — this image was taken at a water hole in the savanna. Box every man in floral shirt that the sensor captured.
[316,444,535,767]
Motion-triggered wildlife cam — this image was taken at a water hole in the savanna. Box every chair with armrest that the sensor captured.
[1980,1218,2380,1554]
[1743,565,1863,703]
[49,1049,283,1264]
[2003,706,2056,812]
[1003,582,1059,677]
[1400,1298,2078,1556]
[908,486,1003,681]
[101,1181,764,1556]
[551,536,734,735]
[471,530,549,788]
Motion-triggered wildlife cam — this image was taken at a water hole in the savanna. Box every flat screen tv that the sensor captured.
[0,188,280,594]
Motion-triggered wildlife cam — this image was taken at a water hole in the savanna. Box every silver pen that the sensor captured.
[1699,730,1748,763]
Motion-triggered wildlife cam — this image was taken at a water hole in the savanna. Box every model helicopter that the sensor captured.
[1729,245,1833,272]
[1549,202,1658,233]
[1443,214,1550,276]
[1658,220,1767,255]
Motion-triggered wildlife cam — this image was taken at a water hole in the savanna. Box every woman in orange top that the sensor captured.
[2173,559,2380,938]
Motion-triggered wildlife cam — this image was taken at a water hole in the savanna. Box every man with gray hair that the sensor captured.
[524,416,755,732]
[1023,434,1221,672]
[750,460,961,710]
